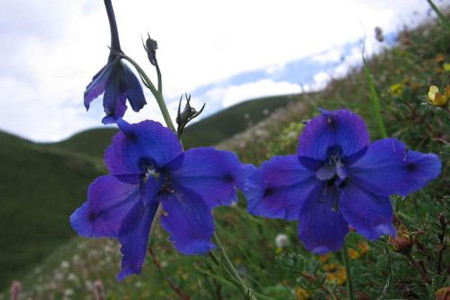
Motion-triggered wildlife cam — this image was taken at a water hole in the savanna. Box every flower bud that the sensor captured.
[143,34,158,66]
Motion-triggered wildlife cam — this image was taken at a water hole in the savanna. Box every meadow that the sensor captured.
[1,7,449,300]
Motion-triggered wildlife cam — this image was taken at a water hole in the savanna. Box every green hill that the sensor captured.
[0,131,102,287]
[182,94,303,148]
[53,93,302,159]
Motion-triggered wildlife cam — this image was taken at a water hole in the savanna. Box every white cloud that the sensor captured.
[205,79,301,109]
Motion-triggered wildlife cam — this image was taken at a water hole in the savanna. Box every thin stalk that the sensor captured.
[119,52,176,131]
[156,62,163,94]
[213,233,258,300]
[103,0,121,59]
[426,0,450,31]
[363,58,388,138]
[342,244,355,300]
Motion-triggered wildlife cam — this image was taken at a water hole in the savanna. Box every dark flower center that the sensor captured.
[139,158,174,195]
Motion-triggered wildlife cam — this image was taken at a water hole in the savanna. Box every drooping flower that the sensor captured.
[245,109,441,254]
[70,120,250,280]
[84,56,147,124]
[84,0,146,124]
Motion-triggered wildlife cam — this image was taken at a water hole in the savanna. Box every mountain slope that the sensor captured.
[0,132,102,287]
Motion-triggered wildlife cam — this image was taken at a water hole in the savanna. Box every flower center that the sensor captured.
[316,146,347,183]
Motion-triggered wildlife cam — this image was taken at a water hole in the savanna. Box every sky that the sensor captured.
[0,0,445,142]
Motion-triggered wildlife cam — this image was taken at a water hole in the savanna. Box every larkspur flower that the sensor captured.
[84,0,146,124]
[245,109,441,254]
[70,120,249,280]
[84,57,147,124]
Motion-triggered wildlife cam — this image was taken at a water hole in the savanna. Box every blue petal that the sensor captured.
[105,120,183,175]
[298,185,349,254]
[84,64,112,110]
[298,109,369,162]
[70,175,141,238]
[102,65,127,124]
[117,178,160,280]
[340,182,395,240]
[159,186,215,255]
[246,155,317,221]
[121,63,147,112]
[348,138,441,197]
[170,147,250,208]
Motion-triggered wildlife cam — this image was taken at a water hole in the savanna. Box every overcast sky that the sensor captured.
[0,0,445,142]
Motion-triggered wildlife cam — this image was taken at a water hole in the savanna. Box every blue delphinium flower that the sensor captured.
[84,56,147,124]
[70,119,250,280]
[245,109,441,254]
[84,0,146,124]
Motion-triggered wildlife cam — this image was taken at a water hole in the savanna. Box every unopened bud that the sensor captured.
[374,26,384,43]
[389,223,413,253]
[176,94,205,137]
[143,34,158,66]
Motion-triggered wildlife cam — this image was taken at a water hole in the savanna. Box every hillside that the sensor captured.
[53,93,303,159]
[0,131,102,287]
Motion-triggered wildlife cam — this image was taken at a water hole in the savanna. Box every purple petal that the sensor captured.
[340,182,395,240]
[102,68,127,124]
[84,64,112,110]
[121,63,147,112]
[298,185,349,254]
[170,147,249,208]
[403,149,441,192]
[70,175,141,238]
[105,120,183,175]
[117,178,160,280]
[159,186,215,255]
[246,155,317,221]
[348,138,441,197]
[298,109,369,161]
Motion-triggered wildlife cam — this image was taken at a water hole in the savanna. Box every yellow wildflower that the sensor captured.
[295,286,312,300]
[348,248,360,259]
[443,63,450,72]
[427,85,450,107]
[323,263,346,285]
[318,253,331,263]
[348,241,370,259]
[358,241,369,255]
[389,83,404,97]
[434,53,445,64]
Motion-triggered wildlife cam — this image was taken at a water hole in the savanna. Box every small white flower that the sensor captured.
[275,234,290,249]
[60,261,70,269]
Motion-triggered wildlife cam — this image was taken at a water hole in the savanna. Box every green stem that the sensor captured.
[119,53,176,131]
[426,0,450,31]
[156,61,163,94]
[213,233,258,300]
[342,244,355,300]
[363,58,388,138]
